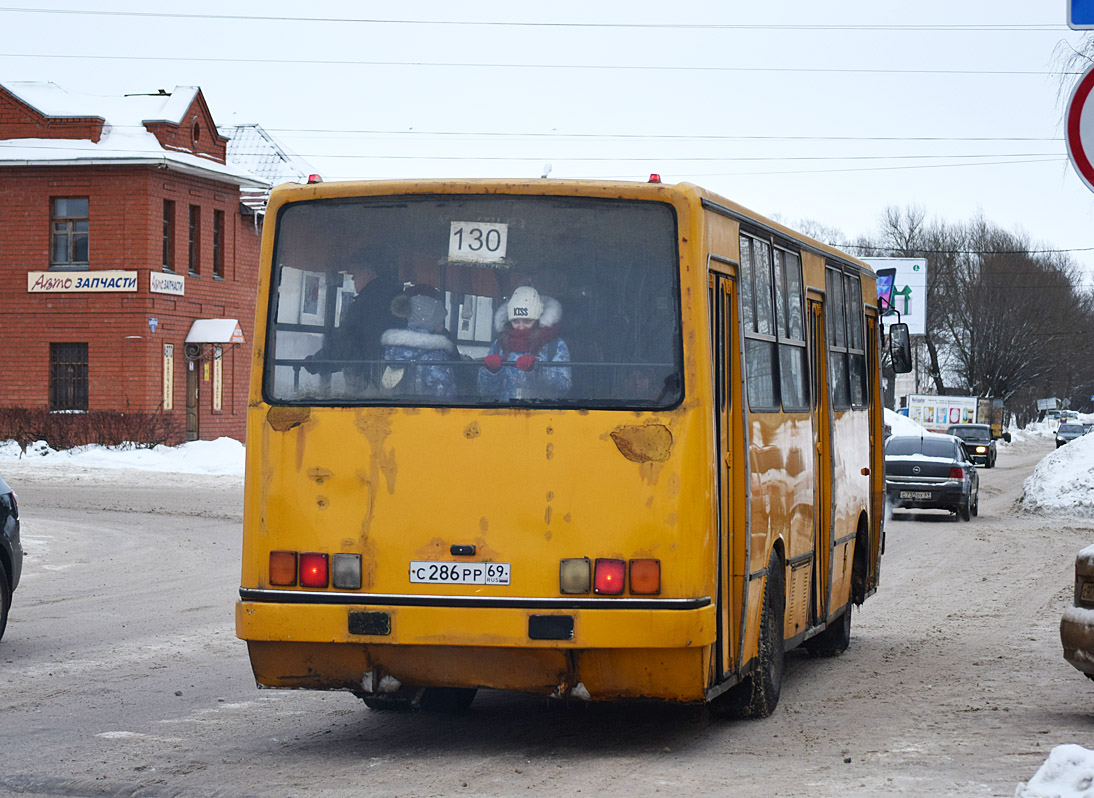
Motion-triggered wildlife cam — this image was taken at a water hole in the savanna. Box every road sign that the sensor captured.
[1070,0,1094,29]
[1066,66,1094,193]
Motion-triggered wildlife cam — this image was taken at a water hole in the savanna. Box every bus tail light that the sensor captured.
[300,553,329,588]
[594,558,625,595]
[269,550,297,586]
[559,558,591,594]
[629,559,661,595]
[332,553,362,590]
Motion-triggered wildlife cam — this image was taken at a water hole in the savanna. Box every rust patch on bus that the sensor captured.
[355,412,397,494]
[307,467,333,485]
[464,421,480,439]
[267,406,310,431]
[609,424,673,463]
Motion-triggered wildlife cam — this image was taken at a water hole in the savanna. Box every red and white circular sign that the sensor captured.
[1067,65,1094,193]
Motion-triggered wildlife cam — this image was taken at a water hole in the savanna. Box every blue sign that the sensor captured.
[1071,0,1094,29]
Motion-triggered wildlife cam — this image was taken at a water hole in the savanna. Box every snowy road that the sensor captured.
[0,436,1089,797]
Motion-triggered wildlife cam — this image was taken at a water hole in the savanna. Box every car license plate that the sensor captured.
[409,561,511,585]
[900,491,932,500]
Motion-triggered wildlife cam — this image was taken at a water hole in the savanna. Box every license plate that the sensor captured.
[900,491,932,500]
[409,561,511,585]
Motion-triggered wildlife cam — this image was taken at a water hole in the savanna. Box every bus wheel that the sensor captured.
[419,687,477,713]
[709,551,785,719]
[804,606,851,657]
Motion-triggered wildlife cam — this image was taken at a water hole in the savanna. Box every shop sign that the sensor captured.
[150,271,186,296]
[28,270,138,293]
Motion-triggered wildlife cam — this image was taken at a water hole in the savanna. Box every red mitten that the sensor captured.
[483,353,502,373]
[515,355,536,372]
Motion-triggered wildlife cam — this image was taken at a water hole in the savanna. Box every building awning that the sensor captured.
[186,319,245,344]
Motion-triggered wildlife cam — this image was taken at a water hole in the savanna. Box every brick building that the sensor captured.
[0,81,307,444]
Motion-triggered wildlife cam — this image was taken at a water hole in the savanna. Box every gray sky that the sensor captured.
[5,1,1094,283]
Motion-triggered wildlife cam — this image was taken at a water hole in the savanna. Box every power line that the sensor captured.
[0,51,1075,76]
[267,128,1066,144]
[2,141,1065,166]
[0,7,1065,32]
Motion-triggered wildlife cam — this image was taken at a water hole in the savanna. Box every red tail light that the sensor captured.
[594,558,626,595]
[299,553,329,588]
[948,466,965,480]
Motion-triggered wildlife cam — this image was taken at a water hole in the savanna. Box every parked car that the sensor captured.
[1061,544,1094,681]
[0,473,21,642]
[1056,423,1086,448]
[946,423,997,468]
[884,433,979,521]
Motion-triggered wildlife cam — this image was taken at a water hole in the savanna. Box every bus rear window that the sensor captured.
[264,195,682,409]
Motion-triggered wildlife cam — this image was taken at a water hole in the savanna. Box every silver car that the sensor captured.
[1056,423,1085,448]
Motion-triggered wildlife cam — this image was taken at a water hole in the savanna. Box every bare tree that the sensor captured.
[851,207,1094,414]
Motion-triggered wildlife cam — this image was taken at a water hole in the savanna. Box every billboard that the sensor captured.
[863,257,927,336]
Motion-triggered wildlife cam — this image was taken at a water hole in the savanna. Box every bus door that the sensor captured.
[709,267,744,679]
[864,312,882,593]
[808,294,832,626]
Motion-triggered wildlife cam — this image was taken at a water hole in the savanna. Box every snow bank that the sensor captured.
[1019,431,1094,515]
[0,437,244,476]
[884,407,926,437]
[1016,744,1094,798]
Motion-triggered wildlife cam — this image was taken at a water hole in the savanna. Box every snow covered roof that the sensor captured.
[218,123,313,212]
[0,81,269,189]
[185,319,246,344]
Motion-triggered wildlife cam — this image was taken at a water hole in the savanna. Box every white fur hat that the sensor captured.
[507,286,544,322]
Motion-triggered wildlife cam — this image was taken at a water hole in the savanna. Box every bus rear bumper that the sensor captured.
[236,599,716,702]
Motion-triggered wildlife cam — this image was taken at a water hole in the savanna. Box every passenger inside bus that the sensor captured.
[302,244,402,391]
[477,286,572,401]
[379,284,458,399]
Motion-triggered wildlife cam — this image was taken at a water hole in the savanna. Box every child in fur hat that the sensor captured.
[380,285,457,398]
[477,286,571,401]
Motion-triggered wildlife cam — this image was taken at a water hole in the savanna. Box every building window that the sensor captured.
[212,209,225,278]
[163,200,175,271]
[50,342,89,412]
[51,198,89,268]
[189,205,201,275]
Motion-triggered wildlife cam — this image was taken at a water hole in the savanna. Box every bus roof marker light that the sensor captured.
[299,552,329,588]
[648,174,661,183]
[269,550,297,586]
[559,558,591,594]
[629,559,661,595]
[307,174,323,184]
[593,558,625,595]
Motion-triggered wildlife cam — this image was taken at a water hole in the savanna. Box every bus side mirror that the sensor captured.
[889,322,912,373]
[1002,431,1012,443]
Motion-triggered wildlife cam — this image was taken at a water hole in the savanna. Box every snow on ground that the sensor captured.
[1015,744,1094,798]
[1018,428,1094,515]
[0,436,244,476]
[0,417,1092,789]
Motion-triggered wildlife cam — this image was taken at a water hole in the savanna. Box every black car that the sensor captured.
[884,433,979,521]
[0,473,22,642]
[946,423,997,468]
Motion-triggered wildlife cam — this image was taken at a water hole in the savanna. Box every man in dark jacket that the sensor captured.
[304,244,403,393]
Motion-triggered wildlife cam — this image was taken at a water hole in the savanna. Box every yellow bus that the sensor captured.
[236,177,911,717]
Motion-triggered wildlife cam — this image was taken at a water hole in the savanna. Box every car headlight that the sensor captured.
[975,446,987,453]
